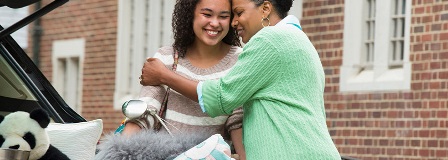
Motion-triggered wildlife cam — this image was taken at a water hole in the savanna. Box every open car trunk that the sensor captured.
[0,0,85,123]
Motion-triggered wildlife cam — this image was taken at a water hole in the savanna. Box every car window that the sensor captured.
[0,50,41,114]
[0,53,36,100]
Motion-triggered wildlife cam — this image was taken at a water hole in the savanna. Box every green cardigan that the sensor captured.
[202,21,340,159]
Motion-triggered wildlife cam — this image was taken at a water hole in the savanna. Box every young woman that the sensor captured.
[140,0,340,159]
[122,0,246,159]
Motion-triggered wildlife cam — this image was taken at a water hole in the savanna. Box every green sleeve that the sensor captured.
[202,30,281,117]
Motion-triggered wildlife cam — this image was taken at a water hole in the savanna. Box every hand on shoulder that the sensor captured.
[140,58,169,86]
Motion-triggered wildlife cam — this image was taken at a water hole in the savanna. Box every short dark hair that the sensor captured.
[251,0,294,18]
[172,0,241,57]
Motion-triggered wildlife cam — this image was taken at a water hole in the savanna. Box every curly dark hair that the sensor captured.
[251,0,293,18]
[172,0,241,57]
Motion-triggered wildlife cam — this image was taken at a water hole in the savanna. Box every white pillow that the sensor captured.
[46,119,103,160]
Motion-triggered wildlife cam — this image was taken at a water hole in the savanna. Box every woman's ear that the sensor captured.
[261,1,273,17]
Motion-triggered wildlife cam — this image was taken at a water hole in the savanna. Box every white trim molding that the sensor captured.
[114,0,175,109]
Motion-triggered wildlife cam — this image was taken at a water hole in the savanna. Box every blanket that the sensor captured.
[95,130,211,160]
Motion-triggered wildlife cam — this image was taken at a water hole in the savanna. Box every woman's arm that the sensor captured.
[226,107,245,159]
[231,128,246,160]
[143,31,282,117]
[122,50,174,135]
[201,32,282,117]
[141,58,199,102]
[121,122,141,136]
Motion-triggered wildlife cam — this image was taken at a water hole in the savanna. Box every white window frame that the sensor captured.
[340,0,412,92]
[114,0,175,109]
[52,38,85,113]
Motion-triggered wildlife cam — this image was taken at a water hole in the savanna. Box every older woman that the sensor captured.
[140,0,340,159]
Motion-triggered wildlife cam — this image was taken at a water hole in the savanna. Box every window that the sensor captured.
[114,0,175,109]
[340,0,411,92]
[364,0,375,69]
[52,39,85,113]
[389,0,407,68]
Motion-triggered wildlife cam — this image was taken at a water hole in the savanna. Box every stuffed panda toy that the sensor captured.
[0,108,70,160]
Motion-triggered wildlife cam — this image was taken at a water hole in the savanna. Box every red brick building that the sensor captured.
[28,0,447,159]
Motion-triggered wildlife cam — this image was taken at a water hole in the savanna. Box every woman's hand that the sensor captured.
[140,58,169,86]
[141,57,200,102]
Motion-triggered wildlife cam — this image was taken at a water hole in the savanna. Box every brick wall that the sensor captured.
[302,0,448,159]
[30,0,122,133]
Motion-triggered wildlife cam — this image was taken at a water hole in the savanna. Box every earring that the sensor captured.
[261,17,270,27]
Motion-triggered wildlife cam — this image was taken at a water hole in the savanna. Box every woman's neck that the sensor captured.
[269,15,282,26]
[186,41,231,68]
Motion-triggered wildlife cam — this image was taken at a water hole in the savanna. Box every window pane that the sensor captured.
[363,0,376,68]
[65,57,79,111]
[58,59,67,97]
[389,0,406,68]
[370,43,374,63]
[393,19,397,37]
[402,0,406,14]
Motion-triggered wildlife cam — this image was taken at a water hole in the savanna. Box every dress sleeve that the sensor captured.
[197,81,206,112]
[225,107,243,132]
[201,31,282,117]
[139,51,169,112]
[132,51,169,129]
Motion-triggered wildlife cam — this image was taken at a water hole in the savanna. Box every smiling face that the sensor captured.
[193,0,231,46]
[231,0,264,43]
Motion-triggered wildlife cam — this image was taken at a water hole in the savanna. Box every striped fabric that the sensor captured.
[138,46,243,139]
